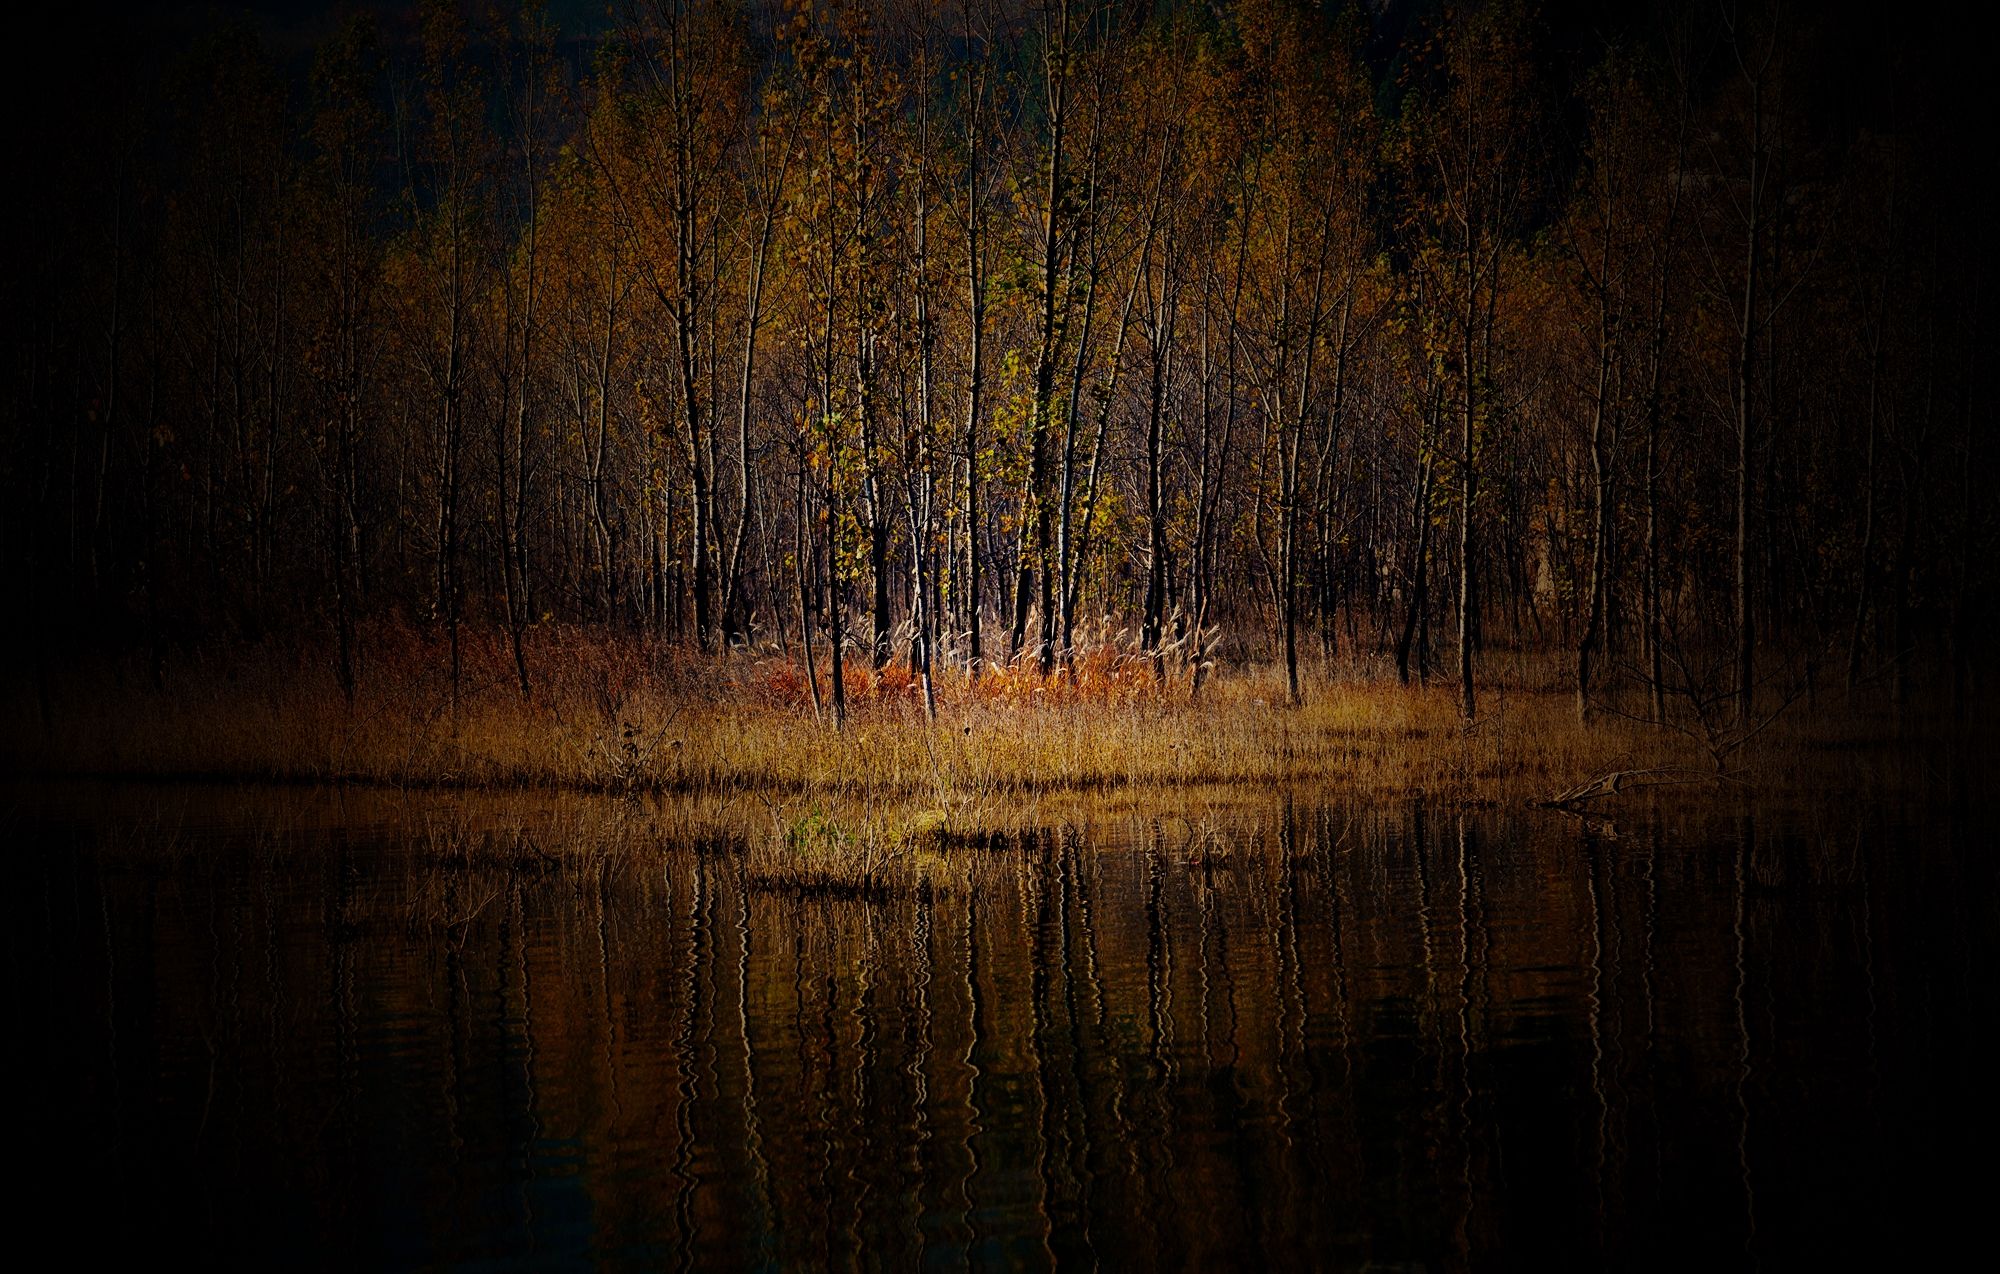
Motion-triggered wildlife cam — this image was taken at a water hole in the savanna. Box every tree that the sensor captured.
[1399,2,1536,721]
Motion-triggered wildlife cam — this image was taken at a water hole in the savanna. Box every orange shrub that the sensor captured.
[968,643,1169,707]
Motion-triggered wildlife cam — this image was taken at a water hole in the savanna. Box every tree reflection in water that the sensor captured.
[12,789,1993,1270]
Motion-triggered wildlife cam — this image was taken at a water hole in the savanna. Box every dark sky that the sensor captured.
[6,1,1987,157]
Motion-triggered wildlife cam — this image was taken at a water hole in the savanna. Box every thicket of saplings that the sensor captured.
[6,2,1991,810]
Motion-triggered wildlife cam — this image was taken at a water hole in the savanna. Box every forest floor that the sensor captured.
[5,628,1983,828]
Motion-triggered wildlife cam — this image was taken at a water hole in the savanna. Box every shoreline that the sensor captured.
[7,645,1985,816]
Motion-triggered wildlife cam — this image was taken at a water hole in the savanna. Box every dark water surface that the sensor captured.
[8,784,1995,1270]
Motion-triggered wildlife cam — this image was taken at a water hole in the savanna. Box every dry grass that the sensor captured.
[3,626,1984,812]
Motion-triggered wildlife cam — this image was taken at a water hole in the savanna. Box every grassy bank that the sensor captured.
[4,629,1984,811]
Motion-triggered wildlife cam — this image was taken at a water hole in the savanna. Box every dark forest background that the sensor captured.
[3,0,1992,721]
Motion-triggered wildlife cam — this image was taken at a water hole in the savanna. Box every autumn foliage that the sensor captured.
[3,0,1993,738]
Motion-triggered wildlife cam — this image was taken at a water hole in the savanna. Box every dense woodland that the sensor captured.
[4,0,1992,725]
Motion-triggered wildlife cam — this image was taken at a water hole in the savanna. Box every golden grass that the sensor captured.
[4,628,1983,813]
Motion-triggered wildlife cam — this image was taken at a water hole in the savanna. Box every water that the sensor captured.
[8,784,1995,1270]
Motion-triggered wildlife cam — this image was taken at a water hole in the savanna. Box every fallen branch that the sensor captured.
[1539,765,1726,809]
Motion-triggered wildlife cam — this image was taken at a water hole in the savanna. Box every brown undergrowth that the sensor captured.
[4,626,1984,814]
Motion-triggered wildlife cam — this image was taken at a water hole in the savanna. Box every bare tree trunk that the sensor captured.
[1644,385,1664,724]
[828,482,847,730]
[1729,31,1770,728]
[1397,409,1438,686]
[722,128,789,648]
[666,12,714,654]
[1142,325,1171,677]
[962,110,985,680]
[796,443,822,722]
[1845,321,1881,698]
[498,92,540,701]
[858,331,891,671]
[1577,295,1615,723]
[912,76,939,719]
[1457,245,1479,722]
[1011,0,1071,677]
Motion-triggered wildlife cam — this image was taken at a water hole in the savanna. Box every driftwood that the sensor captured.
[1539,765,1726,809]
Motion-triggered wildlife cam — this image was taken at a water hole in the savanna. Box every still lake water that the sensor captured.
[9,783,1995,1270]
